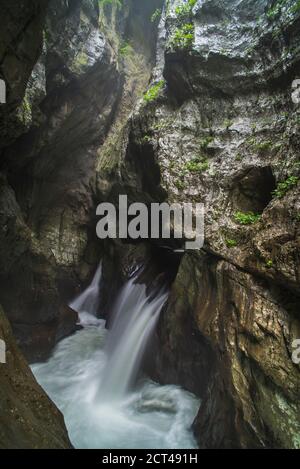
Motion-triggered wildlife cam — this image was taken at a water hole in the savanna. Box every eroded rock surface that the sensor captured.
[0,305,71,449]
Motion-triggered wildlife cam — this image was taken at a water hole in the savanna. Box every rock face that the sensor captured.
[109,0,300,449]
[0,0,124,360]
[0,0,300,450]
[0,304,71,448]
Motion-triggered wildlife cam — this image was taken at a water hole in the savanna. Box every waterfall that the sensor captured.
[98,277,168,401]
[70,263,102,325]
[32,263,199,449]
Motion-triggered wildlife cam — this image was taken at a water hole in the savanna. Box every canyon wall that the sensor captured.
[0,0,299,449]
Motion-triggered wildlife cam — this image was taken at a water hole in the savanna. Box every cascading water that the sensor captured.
[99,279,168,401]
[69,263,102,325]
[32,265,200,449]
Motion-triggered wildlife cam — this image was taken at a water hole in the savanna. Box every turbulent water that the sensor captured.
[32,266,200,449]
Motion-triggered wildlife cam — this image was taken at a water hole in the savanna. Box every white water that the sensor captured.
[32,267,199,449]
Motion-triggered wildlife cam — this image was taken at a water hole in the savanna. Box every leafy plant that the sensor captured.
[224,119,233,130]
[266,259,274,268]
[272,176,299,198]
[225,238,238,248]
[234,211,261,225]
[184,156,209,173]
[143,80,165,103]
[169,23,194,50]
[175,0,197,20]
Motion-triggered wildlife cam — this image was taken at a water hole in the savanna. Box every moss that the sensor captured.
[119,41,134,58]
[74,51,89,71]
[175,0,197,20]
[184,156,209,173]
[199,135,214,150]
[225,238,238,248]
[265,259,274,268]
[272,175,299,198]
[143,80,165,103]
[18,96,32,126]
[234,211,261,225]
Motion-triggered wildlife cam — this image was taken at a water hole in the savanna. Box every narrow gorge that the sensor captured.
[0,0,299,450]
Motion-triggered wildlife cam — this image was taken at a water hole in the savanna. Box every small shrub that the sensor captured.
[169,23,194,50]
[175,0,197,20]
[151,9,161,23]
[272,176,299,198]
[234,211,261,225]
[184,156,209,173]
[143,80,165,103]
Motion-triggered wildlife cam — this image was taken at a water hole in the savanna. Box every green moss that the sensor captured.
[234,211,261,225]
[18,96,32,126]
[175,180,185,190]
[272,176,299,198]
[266,259,274,268]
[143,80,165,103]
[119,41,133,58]
[184,156,209,173]
[199,135,214,150]
[225,238,238,248]
[169,23,194,50]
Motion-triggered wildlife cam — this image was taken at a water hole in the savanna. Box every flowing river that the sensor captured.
[32,265,199,449]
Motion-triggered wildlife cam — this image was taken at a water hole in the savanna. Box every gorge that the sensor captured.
[0,0,300,450]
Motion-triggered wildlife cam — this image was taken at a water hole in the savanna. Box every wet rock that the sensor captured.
[0,304,71,449]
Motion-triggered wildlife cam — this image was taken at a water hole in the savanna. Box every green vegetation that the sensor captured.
[175,0,197,20]
[234,211,261,225]
[266,0,300,20]
[266,259,274,268]
[272,176,299,198]
[224,119,233,130]
[169,23,195,50]
[99,0,122,9]
[141,135,151,144]
[151,9,161,23]
[175,180,185,190]
[119,41,133,58]
[225,238,238,248]
[199,135,214,150]
[184,156,209,173]
[143,80,165,103]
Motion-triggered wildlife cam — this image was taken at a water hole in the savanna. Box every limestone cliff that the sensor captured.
[0,0,299,450]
